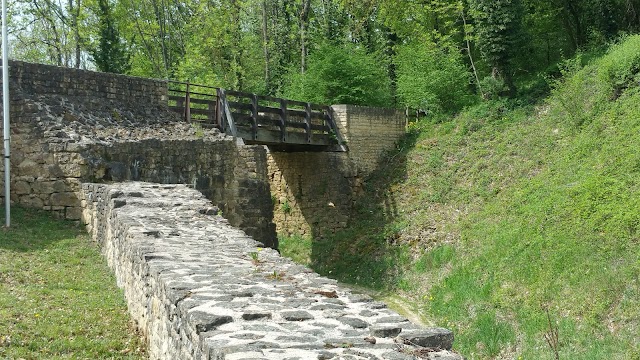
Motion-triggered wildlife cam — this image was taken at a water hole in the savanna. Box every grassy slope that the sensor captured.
[0,207,145,359]
[281,36,640,359]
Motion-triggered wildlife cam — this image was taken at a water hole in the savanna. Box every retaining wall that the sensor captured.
[268,105,406,238]
[1,61,407,243]
[0,60,276,247]
[81,181,461,360]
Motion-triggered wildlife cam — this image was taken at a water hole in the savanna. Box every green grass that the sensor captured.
[280,35,640,359]
[0,207,145,359]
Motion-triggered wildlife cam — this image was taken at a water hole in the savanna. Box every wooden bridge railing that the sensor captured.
[167,80,344,149]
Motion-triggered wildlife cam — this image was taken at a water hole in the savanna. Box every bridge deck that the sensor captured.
[168,81,345,152]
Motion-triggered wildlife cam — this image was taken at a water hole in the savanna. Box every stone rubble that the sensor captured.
[81,182,463,360]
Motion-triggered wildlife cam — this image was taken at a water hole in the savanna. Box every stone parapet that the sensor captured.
[81,182,462,360]
[7,60,168,115]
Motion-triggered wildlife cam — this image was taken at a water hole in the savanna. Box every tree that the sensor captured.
[11,0,94,68]
[116,0,191,78]
[92,0,129,73]
[283,42,392,107]
[470,0,525,96]
[395,41,473,113]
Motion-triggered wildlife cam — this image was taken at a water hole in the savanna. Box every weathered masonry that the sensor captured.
[0,62,463,359]
[1,60,276,247]
[81,181,462,360]
[268,105,407,238]
[1,60,407,244]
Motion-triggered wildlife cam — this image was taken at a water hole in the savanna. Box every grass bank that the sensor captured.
[280,35,640,359]
[0,207,145,359]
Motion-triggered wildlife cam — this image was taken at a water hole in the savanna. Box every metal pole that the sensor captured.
[2,0,10,227]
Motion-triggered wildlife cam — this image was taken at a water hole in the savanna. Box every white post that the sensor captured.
[2,0,10,227]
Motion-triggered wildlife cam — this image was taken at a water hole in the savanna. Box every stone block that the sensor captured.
[65,206,83,220]
[31,181,56,194]
[50,192,79,207]
[13,181,31,195]
[397,328,454,350]
[17,159,44,177]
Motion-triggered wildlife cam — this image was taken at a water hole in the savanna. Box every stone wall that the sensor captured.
[268,105,406,238]
[0,60,276,247]
[0,60,406,243]
[9,60,168,111]
[332,105,406,177]
[82,138,276,247]
[81,181,461,360]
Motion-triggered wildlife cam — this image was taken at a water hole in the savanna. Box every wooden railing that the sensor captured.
[168,81,218,126]
[167,80,344,149]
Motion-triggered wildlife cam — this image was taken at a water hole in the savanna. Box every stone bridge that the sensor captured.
[0,61,462,359]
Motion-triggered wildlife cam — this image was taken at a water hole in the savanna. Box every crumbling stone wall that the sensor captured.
[268,105,406,238]
[81,181,461,360]
[0,60,276,247]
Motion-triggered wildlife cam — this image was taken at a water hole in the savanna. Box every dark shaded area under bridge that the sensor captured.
[168,81,347,152]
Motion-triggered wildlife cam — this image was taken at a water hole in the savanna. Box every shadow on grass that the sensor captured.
[308,129,421,290]
[0,206,82,252]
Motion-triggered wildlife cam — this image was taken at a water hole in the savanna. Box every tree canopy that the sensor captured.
[8,0,640,108]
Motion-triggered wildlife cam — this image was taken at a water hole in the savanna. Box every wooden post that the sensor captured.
[219,89,238,137]
[185,81,191,123]
[325,106,344,147]
[304,103,312,143]
[215,88,222,130]
[279,99,287,142]
[207,99,215,125]
[251,94,258,140]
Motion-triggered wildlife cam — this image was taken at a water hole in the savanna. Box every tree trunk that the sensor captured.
[230,0,244,89]
[151,0,170,75]
[68,0,82,68]
[564,0,585,48]
[299,0,311,74]
[262,1,271,93]
[462,11,482,96]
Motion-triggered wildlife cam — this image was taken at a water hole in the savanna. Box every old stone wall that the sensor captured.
[0,60,276,247]
[268,105,406,238]
[332,105,406,177]
[267,152,357,238]
[9,60,168,111]
[0,61,406,243]
[81,181,461,360]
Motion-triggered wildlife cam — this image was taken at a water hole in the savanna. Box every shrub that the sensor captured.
[395,41,474,113]
[282,43,392,107]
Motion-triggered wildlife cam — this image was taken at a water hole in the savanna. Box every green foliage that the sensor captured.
[304,37,640,359]
[597,35,640,98]
[249,250,261,265]
[0,207,144,359]
[470,0,525,95]
[278,234,313,266]
[550,35,640,128]
[395,41,474,113]
[8,0,640,105]
[478,76,507,100]
[283,43,392,107]
[91,0,129,74]
[281,200,292,214]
